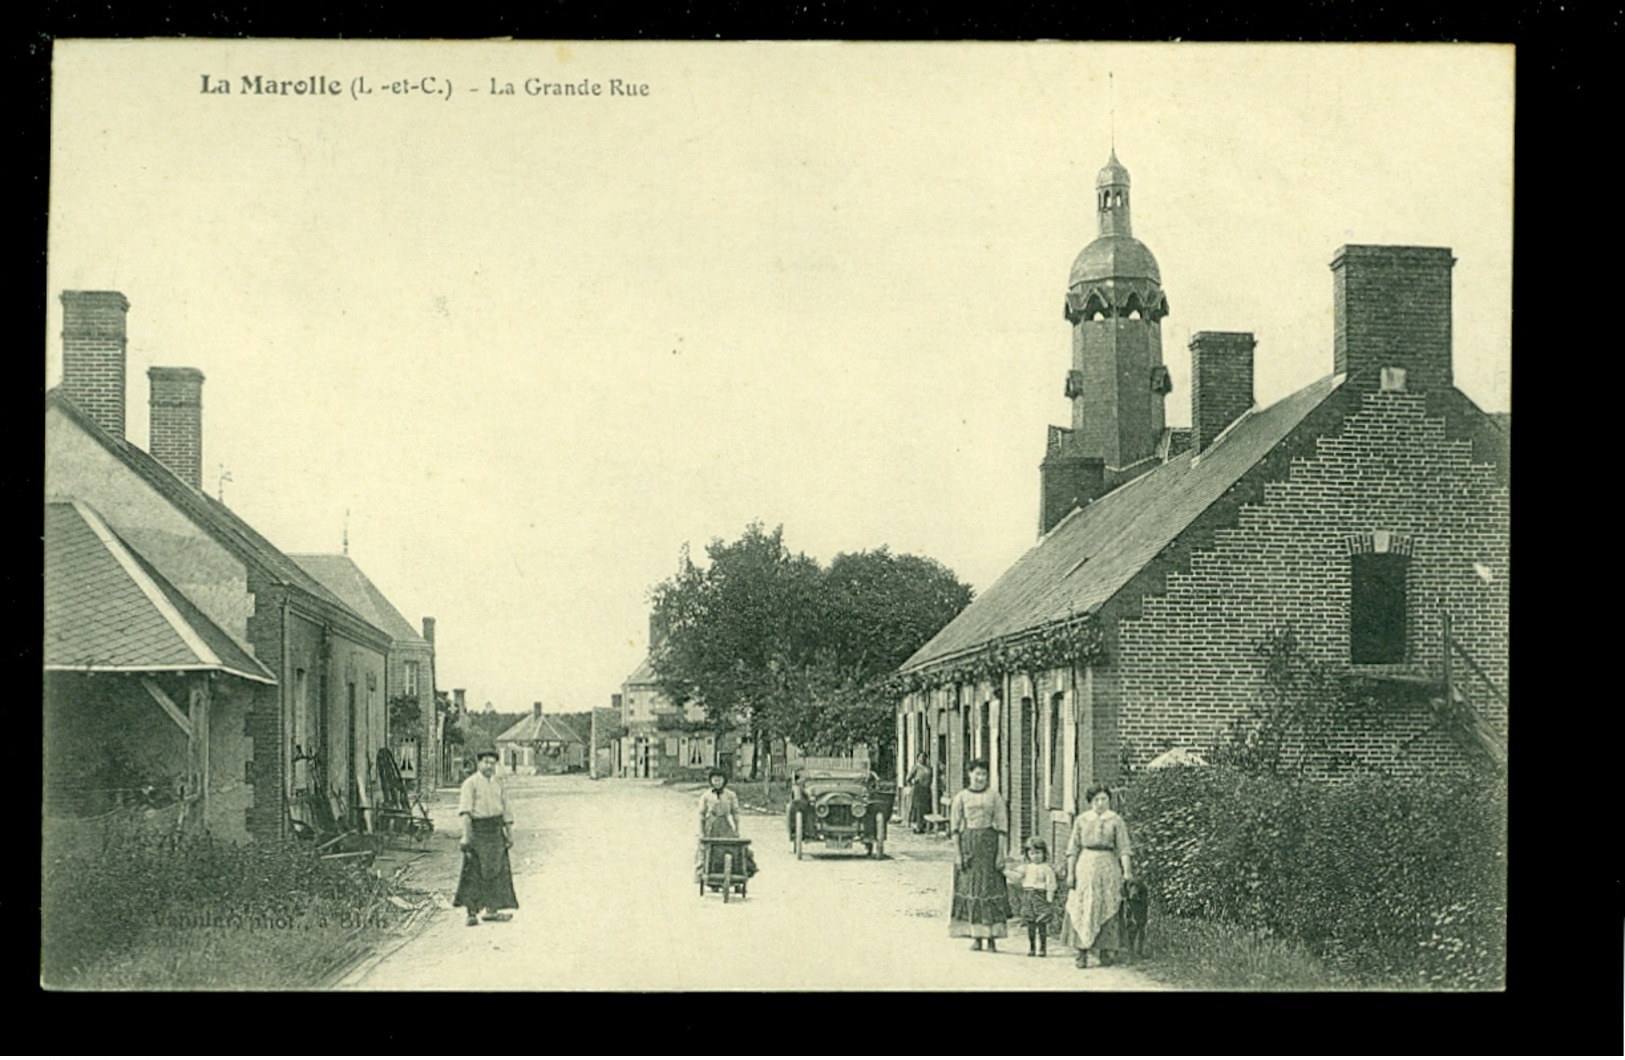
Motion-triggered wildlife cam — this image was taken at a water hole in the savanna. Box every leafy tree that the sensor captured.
[648,523,972,770]
[651,522,824,737]
[387,692,424,741]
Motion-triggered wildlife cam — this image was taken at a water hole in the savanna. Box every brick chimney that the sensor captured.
[59,291,131,440]
[421,617,435,645]
[1190,332,1255,453]
[1332,245,1455,392]
[1039,426,1105,536]
[147,367,205,489]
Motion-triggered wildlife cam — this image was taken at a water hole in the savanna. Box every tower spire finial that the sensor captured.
[1109,70,1115,153]
[343,508,350,555]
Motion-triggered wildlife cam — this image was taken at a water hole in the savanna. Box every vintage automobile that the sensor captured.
[788,759,897,859]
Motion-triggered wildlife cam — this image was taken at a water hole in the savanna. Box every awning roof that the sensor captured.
[44,501,276,684]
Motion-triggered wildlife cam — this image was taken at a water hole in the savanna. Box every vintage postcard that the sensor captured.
[44,40,1510,991]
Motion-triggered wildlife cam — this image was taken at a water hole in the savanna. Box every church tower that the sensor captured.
[1040,151,1172,534]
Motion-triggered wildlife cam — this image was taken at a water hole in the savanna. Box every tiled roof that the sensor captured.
[45,501,276,683]
[47,389,388,645]
[901,374,1343,672]
[289,554,426,645]
[495,711,587,745]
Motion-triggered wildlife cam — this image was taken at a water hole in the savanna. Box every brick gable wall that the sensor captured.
[1112,387,1508,776]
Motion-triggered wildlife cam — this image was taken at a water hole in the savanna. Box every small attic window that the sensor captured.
[1380,366,1408,392]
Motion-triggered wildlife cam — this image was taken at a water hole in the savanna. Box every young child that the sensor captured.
[1015,836,1060,957]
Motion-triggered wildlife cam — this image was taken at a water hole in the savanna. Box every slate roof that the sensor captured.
[624,656,658,686]
[495,711,587,745]
[45,500,276,683]
[901,374,1344,672]
[289,554,426,645]
[47,389,388,645]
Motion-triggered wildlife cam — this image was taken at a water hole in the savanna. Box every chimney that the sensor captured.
[60,291,131,440]
[1190,332,1255,453]
[453,688,466,714]
[147,367,205,489]
[422,617,436,645]
[1331,245,1455,392]
[533,701,543,718]
[1039,426,1105,536]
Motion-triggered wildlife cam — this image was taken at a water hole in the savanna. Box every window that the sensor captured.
[1351,553,1408,663]
[403,660,419,696]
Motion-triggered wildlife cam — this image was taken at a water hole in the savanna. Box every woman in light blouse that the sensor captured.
[1062,783,1133,968]
[948,758,1012,951]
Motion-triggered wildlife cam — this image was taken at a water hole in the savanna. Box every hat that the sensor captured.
[470,741,499,761]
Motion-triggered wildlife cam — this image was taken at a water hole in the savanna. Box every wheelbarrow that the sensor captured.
[698,837,753,902]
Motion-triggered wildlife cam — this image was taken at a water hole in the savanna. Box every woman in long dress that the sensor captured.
[948,758,1012,951]
[1062,783,1133,968]
[906,753,934,833]
[696,767,757,881]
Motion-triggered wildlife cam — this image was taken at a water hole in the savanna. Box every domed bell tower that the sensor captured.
[1040,151,1172,535]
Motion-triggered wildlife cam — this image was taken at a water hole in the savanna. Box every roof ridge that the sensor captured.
[48,389,390,643]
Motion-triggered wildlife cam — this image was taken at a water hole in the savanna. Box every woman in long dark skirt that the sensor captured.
[906,753,934,833]
[948,757,1011,951]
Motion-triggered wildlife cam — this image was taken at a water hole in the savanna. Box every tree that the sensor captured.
[650,522,824,739]
[387,692,424,741]
[648,524,973,771]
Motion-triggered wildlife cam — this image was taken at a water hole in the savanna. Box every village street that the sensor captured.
[345,774,1160,991]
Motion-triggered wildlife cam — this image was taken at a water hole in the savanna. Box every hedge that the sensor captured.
[1123,765,1506,989]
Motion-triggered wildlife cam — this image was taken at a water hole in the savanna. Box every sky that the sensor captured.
[45,41,1513,715]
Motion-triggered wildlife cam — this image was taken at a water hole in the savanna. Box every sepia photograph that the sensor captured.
[43,39,1510,991]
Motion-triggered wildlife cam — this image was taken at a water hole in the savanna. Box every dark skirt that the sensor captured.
[908,784,932,827]
[1013,887,1063,931]
[949,827,1011,939]
[454,816,519,913]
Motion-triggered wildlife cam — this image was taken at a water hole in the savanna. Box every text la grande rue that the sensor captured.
[199,75,650,98]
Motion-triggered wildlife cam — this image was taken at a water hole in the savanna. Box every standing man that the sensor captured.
[455,744,519,927]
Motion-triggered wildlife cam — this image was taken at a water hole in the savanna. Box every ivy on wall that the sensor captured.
[883,612,1105,697]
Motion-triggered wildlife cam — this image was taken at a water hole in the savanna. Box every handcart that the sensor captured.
[698,836,753,902]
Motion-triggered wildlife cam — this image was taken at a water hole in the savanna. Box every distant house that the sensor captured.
[893,155,1508,857]
[45,291,394,841]
[494,704,588,774]
[290,553,438,790]
[619,654,714,780]
[589,705,622,778]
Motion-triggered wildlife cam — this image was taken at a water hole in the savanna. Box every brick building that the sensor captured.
[892,154,1509,856]
[45,291,394,841]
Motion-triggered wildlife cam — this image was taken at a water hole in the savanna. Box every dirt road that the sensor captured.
[345,774,1160,991]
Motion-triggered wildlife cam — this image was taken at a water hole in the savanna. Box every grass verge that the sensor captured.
[1134,913,1344,991]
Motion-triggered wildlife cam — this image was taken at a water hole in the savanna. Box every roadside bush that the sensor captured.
[1123,766,1505,989]
[42,813,408,988]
